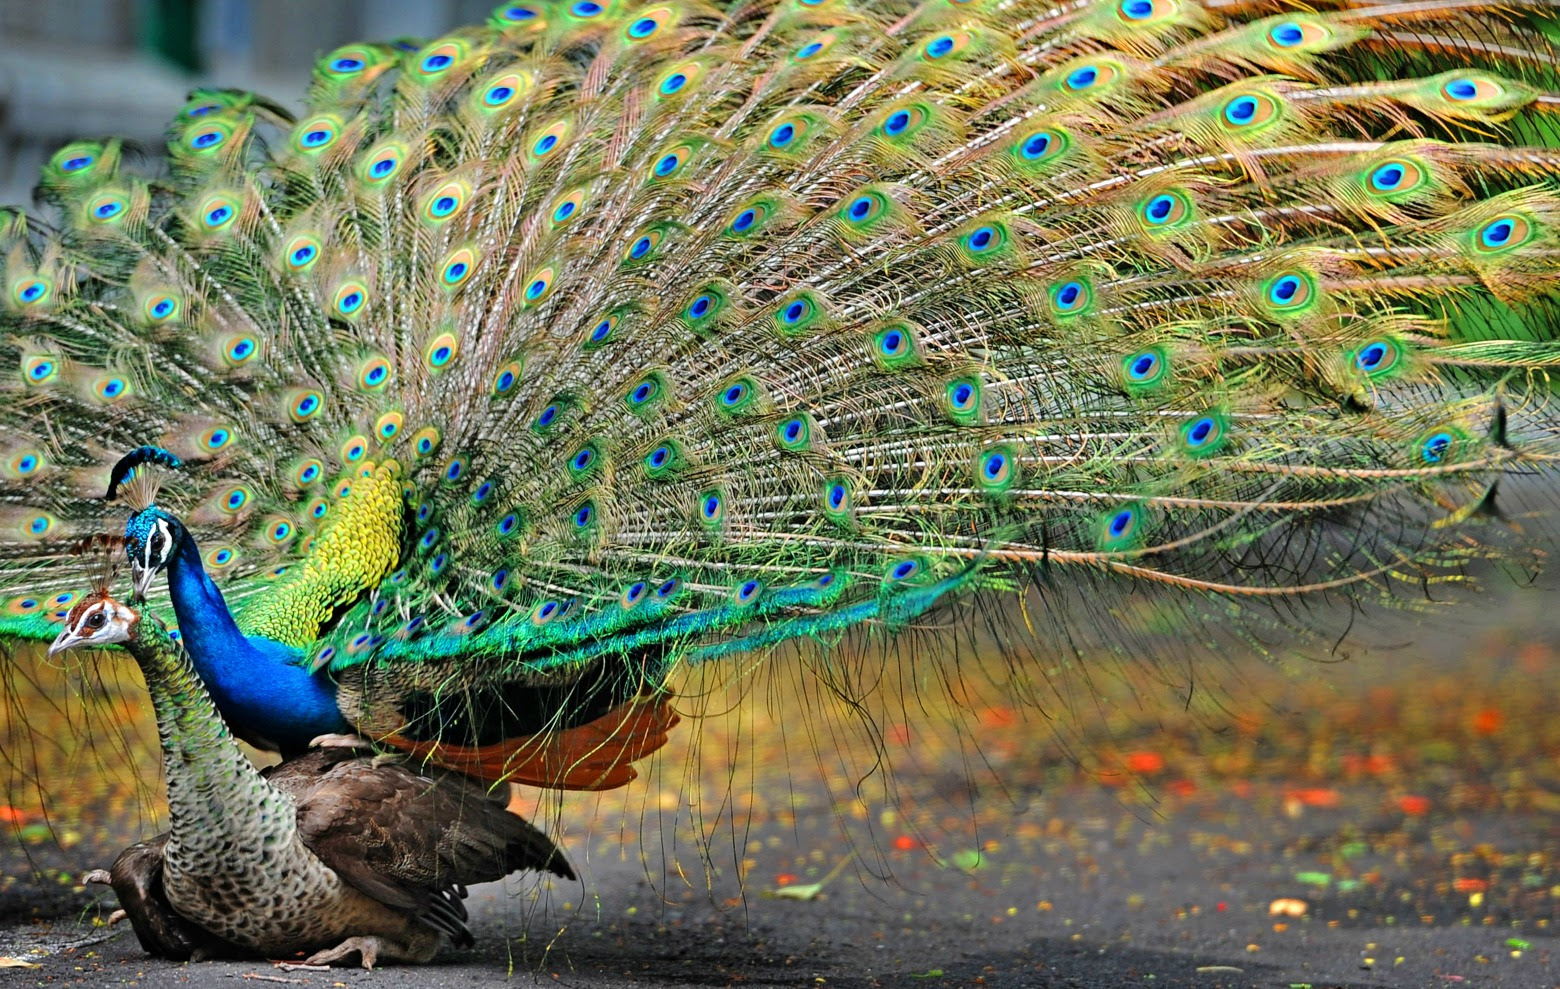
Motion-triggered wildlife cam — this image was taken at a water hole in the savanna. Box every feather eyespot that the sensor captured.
[87,193,128,223]
[358,358,391,391]
[360,145,404,185]
[1263,271,1315,312]
[294,460,324,485]
[1353,339,1400,376]
[1472,213,1533,254]
[424,333,458,369]
[411,427,442,457]
[287,390,323,422]
[1049,278,1092,316]
[492,361,522,395]
[441,248,477,289]
[1124,349,1166,387]
[332,282,369,318]
[224,335,259,366]
[23,356,57,385]
[292,117,339,154]
[282,235,322,272]
[93,376,129,401]
[522,267,554,304]
[1179,412,1228,456]
[200,426,235,451]
[656,63,701,98]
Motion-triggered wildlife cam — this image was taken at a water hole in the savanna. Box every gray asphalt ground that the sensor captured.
[6,586,1560,988]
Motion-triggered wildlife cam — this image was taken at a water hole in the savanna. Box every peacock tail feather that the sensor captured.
[2,0,1559,774]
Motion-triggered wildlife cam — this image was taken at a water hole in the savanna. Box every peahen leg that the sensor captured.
[301,933,440,970]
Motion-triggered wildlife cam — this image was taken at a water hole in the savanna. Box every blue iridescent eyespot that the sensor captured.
[656,578,679,598]
[574,504,594,527]
[372,158,396,177]
[952,383,974,407]
[625,581,647,603]
[422,53,453,72]
[737,580,761,603]
[291,245,316,266]
[473,481,494,503]
[965,226,997,252]
[192,130,223,150]
[302,127,333,148]
[702,494,721,519]
[797,40,824,59]
[534,134,558,156]
[782,300,809,325]
[486,85,514,105]
[925,35,955,58]
[1107,508,1136,540]
[28,361,53,381]
[1056,282,1083,307]
[572,1,603,16]
[782,419,804,443]
[572,448,594,470]
[649,446,670,468]
[1067,66,1098,89]
[62,155,94,172]
[1356,342,1388,372]
[983,453,1006,479]
[498,513,519,535]
[432,196,457,217]
[591,319,612,342]
[629,17,658,37]
[731,209,757,233]
[1269,21,1304,47]
[330,56,364,72]
[538,404,558,427]
[1127,351,1161,381]
[689,295,713,319]
[1444,78,1478,101]
[1483,219,1514,248]
[848,197,873,221]
[769,123,797,148]
[1022,132,1053,159]
[884,110,912,135]
[1119,0,1153,18]
[493,568,508,590]
[502,5,538,20]
[827,482,847,510]
[891,560,918,580]
[1224,96,1258,125]
[205,205,233,226]
[94,200,124,219]
[630,236,653,259]
[880,330,905,355]
[660,72,688,95]
[721,383,747,406]
[554,201,576,222]
[1269,275,1301,303]
[1421,431,1454,463]
[1185,416,1217,447]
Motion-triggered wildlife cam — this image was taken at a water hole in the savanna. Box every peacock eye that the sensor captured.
[86,611,105,628]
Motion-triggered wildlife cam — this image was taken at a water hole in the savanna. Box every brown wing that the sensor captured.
[276,749,573,944]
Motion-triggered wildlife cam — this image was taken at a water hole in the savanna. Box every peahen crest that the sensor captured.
[0,0,1558,769]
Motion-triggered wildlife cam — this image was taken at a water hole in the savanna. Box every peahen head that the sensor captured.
[124,507,185,602]
[48,590,137,657]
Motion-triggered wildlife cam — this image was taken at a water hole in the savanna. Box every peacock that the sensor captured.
[49,538,574,969]
[2,0,1560,850]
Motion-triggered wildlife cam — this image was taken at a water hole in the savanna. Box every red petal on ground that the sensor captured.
[1471,708,1503,736]
[893,835,919,851]
[1124,751,1165,774]
[1287,788,1341,808]
[1452,878,1488,893]
[1398,795,1431,815]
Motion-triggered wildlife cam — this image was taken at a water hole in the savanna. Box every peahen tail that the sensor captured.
[0,0,1558,790]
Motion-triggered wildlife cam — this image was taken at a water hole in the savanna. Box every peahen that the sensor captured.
[3,0,1560,811]
[49,538,574,969]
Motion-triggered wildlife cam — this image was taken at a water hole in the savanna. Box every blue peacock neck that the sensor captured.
[162,531,349,755]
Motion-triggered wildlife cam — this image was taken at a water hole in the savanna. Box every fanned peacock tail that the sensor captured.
[2,0,1560,781]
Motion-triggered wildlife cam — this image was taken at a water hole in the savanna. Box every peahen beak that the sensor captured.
[47,627,81,659]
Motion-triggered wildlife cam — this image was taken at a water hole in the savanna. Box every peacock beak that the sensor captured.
[47,627,82,659]
[130,560,156,603]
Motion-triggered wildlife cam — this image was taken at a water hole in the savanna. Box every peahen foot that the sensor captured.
[301,935,435,969]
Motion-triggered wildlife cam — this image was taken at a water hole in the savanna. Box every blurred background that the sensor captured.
[0,0,507,203]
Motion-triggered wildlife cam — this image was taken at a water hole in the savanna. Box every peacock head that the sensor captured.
[48,590,137,657]
[124,507,185,602]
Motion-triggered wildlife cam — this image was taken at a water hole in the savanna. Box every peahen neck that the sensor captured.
[126,612,297,860]
[163,532,349,755]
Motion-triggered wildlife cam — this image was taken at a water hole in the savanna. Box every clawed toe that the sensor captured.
[302,936,382,969]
